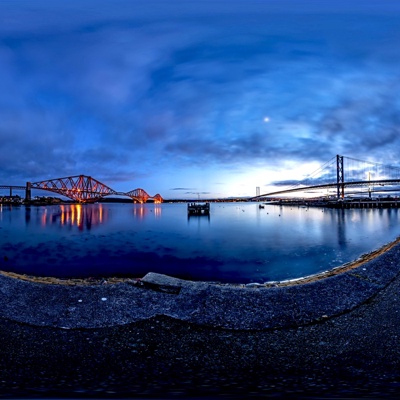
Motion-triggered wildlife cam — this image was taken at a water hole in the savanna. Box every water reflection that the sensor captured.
[25,206,31,224]
[336,209,347,247]
[188,214,210,222]
[132,204,148,219]
[2,202,400,282]
[23,203,163,229]
[26,204,108,231]
[132,204,162,219]
[154,205,162,218]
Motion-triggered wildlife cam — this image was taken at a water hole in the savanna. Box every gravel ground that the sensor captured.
[1,243,400,399]
[0,273,400,399]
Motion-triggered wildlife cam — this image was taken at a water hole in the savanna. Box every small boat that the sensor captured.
[259,204,265,209]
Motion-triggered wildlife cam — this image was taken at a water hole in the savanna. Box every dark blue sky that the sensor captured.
[1,0,400,199]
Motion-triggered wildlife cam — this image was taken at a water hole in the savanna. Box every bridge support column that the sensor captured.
[9,187,12,197]
[336,155,344,199]
[25,182,31,202]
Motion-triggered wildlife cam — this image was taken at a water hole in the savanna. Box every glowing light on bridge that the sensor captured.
[31,175,116,203]
[153,194,163,204]
[125,188,150,203]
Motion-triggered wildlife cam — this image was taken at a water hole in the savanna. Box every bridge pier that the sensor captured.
[25,182,31,202]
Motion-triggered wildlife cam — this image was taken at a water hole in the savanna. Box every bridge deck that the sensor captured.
[254,179,400,199]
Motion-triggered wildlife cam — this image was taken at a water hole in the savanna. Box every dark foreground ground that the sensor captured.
[1,271,400,399]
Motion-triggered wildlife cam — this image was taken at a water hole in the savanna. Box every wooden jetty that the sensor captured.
[187,202,210,216]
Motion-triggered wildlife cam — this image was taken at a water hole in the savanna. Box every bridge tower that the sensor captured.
[336,155,344,199]
[25,182,32,202]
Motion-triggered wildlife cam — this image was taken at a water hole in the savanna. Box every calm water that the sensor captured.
[0,202,399,283]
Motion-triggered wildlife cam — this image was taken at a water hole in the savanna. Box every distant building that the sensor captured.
[0,195,23,204]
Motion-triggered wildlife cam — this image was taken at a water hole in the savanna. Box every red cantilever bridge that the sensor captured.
[2,175,163,203]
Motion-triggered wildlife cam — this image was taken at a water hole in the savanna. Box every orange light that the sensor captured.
[99,203,103,223]
[76,204,82,226]
[154,205,161,217]
[60,205,65,225]
[41,209,47,227]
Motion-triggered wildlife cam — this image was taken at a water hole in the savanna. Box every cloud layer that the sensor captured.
[1,0,400,198]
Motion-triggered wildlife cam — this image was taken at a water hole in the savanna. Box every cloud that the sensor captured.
[185,191,211,195]
[1,0,400,197]
[271,172,338,188]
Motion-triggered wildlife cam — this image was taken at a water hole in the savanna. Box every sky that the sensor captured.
[1,0,400,200]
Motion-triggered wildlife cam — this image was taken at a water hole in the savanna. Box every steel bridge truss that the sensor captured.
[30,176,117,203]
[28,175,163,203]
[122,190,163,204]
[153,194,163,203]
[123,188,149,203]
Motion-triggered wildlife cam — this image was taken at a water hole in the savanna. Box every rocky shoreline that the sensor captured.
[1,238,400,330]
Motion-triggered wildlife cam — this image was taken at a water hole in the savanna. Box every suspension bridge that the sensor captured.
[0,175,163,204]
[254,155,400,200]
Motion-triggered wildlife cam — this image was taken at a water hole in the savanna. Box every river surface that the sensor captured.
[0,202,399,283]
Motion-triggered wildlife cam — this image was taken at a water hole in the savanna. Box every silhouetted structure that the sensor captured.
[188,202,210,216]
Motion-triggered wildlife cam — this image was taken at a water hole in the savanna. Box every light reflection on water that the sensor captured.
[0,202,399,283]
[39,204,107,230]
